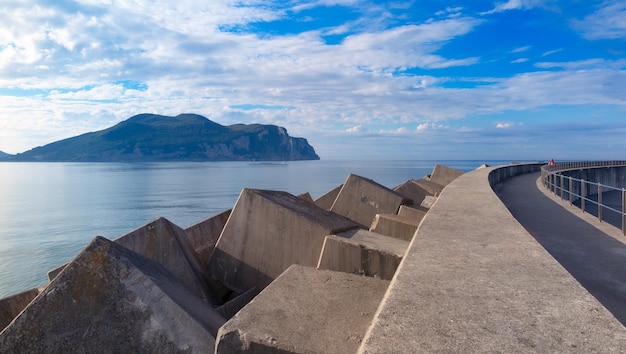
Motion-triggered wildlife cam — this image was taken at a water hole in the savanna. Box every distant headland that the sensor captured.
[0,113,320,162]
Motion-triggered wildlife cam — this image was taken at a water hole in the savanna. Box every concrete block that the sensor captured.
[216,287,259,320]
[297,192,314,203]
[428,164,464,186]
[393,179,432,206]
[184,209,231,269]
[413,178,444,196]
[115,217,216,303]
[207,189,359,293]
[369,213,423,241]
[0,287,41,331]
[47,263,66,282]
[314,184,343,210]
[0,236,225,352]
[398,205,428,220]
[420,195,438,209]
[331,174,412,228]
[317,229,409,280]
[215,265,389,354]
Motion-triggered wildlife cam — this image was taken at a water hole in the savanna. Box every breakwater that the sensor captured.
[3,161,626,353]
[0,163,463,352]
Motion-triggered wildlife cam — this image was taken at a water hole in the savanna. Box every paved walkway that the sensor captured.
[494,171,626,326]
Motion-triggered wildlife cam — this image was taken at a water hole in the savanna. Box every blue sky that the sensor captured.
[0,0,625,160]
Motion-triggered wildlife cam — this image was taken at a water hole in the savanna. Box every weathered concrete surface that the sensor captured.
[412,178,444,196]
[314,184,342,210]
[330,174,411,228]
[297,192,314,203]
[47,263,65,281]
[215,265,390,353]
[419,195,438,209]
[359,165,626,353]
[317,229,408,280]
[216,287,259,320]
[115,217,215,303]
[0,287,41,331]
[184,209,231,269]
[428,163,464,186]
[397,204,427,220]
[369,213,422,241]
[0,236,225,352]
[207,189,359,293]
[393,179,432,206]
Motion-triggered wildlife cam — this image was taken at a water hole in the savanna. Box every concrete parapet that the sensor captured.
[0,236,225,352]
[184,209,231,269]
[317,229,408,280]
[331,174,411,228]
[0,287,41,331]
[393,179,432,206]
[207,189,359,293]
[359,165,626,353]
[397,204,428,220]
[215,265,389,353]
[314,184,342,210]
[115,217,215,303]
[428,163,464,186]
[369,213,422,241]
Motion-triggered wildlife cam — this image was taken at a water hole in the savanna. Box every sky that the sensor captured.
[0,0,625,160]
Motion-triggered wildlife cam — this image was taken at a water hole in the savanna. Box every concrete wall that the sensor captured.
[549,166,626,200]
[359,163,626,353]
[184,209,231,269]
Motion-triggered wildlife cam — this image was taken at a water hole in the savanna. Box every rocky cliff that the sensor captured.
[8,114,319,162]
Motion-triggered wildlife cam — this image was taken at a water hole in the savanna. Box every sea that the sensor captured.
[0,159,518,298]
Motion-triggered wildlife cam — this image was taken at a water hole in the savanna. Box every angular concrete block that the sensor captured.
[413,178,444,196]
[317,229,409,280]
[207,189,359,293]
[216,287,259,320]
[420,195,438,209]
[115,217,215,303]
[0,287,41,331]
[314,184,343,210]
[0,236,225,352]
[428,164,464,186]
[369,213,423,241]
[297,192,314,203]
[398,204,428,220]
[215,265,390,354]
[331,174,412,228]
[184,209,231,269]
[394,179,433,206]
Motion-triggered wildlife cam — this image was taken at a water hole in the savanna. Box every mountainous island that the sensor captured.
[2,114,320,162]
[0,150,9,158]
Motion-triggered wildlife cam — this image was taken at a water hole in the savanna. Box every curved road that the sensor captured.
[494,171,626,326]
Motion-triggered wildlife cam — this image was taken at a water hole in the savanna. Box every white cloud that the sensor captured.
[574,1,626,40]
[511,58,529,63]
[482,0,546,14]
[510,46,531,53]
[496,122,512,128]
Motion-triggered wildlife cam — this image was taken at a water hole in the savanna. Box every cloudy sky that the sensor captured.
[0,0,625,160]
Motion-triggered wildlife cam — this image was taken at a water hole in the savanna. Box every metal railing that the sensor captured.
[541,161,626,235]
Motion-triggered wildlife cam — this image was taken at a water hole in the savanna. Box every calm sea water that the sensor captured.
[0,159,514,298]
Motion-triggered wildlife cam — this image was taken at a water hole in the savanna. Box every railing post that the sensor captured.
[560,174,564,200]
[569,175,573,205]
[598,183,603,222]
[581,179,586,214]
[622,188,626,236]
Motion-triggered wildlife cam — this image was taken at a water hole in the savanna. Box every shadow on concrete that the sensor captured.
[494,172,626,326]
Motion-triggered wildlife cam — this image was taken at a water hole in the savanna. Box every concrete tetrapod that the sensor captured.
[0,236,226,353]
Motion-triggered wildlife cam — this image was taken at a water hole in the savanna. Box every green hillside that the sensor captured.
[9,114,320,162]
